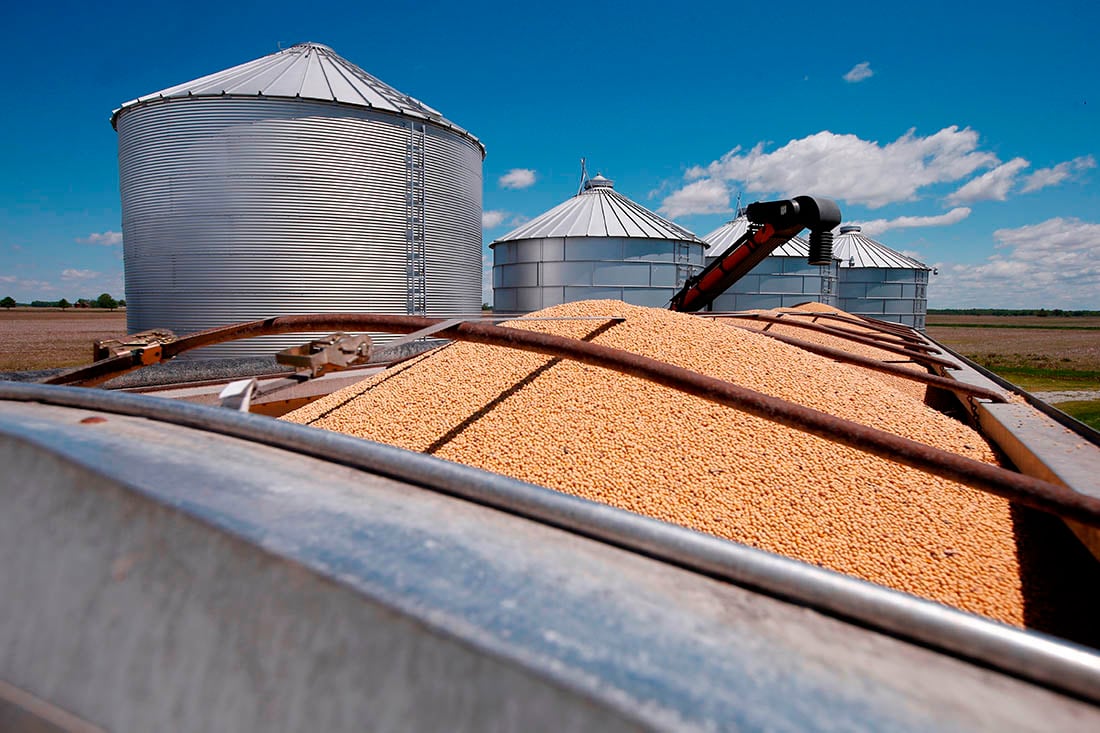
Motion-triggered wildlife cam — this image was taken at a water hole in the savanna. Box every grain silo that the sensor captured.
[491,174,705,311]
[112,42,484,357]
[700,214,839,311]
[834,225,931,330]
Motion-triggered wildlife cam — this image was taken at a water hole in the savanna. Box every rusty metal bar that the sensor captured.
[771,313,941,352]
[729,324,1008,403]
[709,313,956,368]
[41,312,1100,529]
[857,313,926,337]
[772,310,925,341]
[765,310,928,338]
[770,313,940,353]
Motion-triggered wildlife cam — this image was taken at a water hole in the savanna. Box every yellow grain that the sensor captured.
[284,300,1094,635]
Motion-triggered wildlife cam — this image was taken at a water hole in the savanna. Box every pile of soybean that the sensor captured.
[732,303,937,402]
[286,300,1100,642]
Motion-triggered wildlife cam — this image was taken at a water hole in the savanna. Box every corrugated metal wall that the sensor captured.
[706,256,840,311]
[492,237,705,311]
[118,98,482,357]
[838,268,929,330]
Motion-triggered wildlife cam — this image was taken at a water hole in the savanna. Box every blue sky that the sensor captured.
[3,0,1098,308]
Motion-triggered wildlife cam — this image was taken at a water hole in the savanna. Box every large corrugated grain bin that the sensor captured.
[113,42,484,357]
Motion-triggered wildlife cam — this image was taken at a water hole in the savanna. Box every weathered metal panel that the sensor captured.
[117,96,481,357]
[5,393,1099,730]
[493,236,704,314]
[837,266,928,329]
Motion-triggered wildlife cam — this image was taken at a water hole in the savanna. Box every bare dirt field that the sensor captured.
[926,319,1100,373]
[927,315,1100,329]
[926,316,1100,427]
[2,308,1097,378]
[0,309,128,371]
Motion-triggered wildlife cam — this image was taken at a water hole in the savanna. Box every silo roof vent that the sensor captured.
[834,226,930,269]
[583,173,615,190]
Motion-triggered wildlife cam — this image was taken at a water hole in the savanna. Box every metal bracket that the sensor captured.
[275,333,372,377]
[218,378,258,412]
[93,329,177,363]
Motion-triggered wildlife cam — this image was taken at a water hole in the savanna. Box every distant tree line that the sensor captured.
[927,308,1100,317]
[1,293,125,310]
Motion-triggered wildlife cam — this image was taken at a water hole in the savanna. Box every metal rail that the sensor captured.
[1,382,1098,704]
[763,312,942,353]
[41,312,1100,529]
[773,310,926,341]
[710,312,956,368]
[726,324,1008,403]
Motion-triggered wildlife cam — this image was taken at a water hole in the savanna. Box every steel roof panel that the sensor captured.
[494,178,705,244]
[702,216,812,257]
[834,228,930,270]
[112,43,482,151]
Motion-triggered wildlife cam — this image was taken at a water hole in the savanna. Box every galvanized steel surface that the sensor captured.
[702,216,840,311]
[116,96,482,357]
[4,382,1100,715]
[835,226,931,270]
[111,42,482,152]
[701,215,811,257]
[834,226,930,329]
[492,178,705,243]
[493,237,705,311]
[491,178,705,311]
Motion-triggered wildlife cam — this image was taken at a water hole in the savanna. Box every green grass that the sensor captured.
[963,355,1100,391]
[1052,400,1100,431]
[979,367,1100,392]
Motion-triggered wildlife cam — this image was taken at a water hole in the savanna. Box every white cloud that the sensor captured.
[680,127,997,209]
[658,178,733,218]
[843,62,873,83]
[77,231,122,246]
[1021,155,1097,193]
[61,269,99,280]
[945,158,1029,204]
[0,276,54,293]
[930,217,1100,308]
[850,207,972,236]
[483,211,530,230]
[499,168,536,190]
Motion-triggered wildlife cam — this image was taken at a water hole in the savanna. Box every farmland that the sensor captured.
[926,315,1100,430]
[1,308,1097,430]
[0,308,127,372]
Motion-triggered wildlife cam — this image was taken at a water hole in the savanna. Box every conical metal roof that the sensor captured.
[111,42,482,151]
[834,226,930,269]
[493,175,704,244]
[701,214,811,258]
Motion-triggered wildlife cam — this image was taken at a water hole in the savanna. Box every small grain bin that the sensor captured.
[491,175,705,311]
[700,214,840,311]
[113,42,484,357]
[834,226,931,330]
